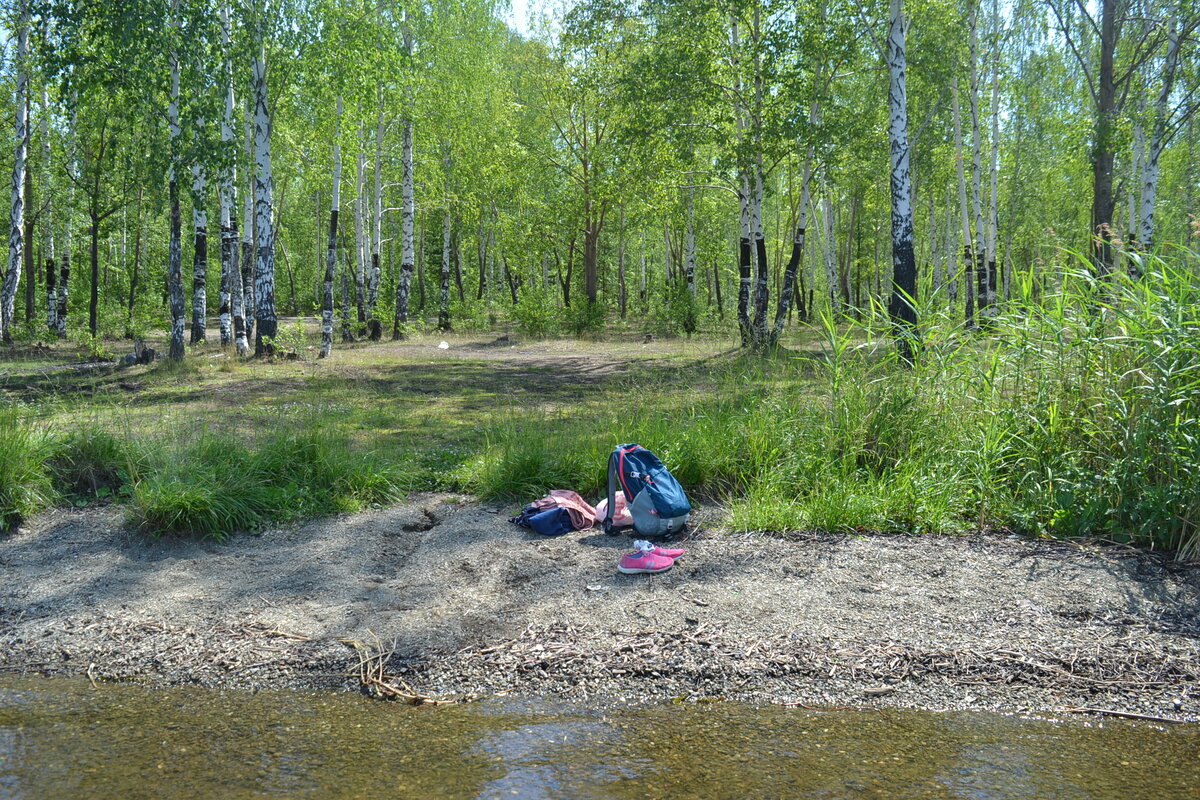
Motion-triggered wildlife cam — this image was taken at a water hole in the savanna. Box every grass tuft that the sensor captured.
[129,428,404,539]
[0,407,58,532]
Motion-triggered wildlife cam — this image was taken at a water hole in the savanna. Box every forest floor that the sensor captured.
[2,322,1199,720]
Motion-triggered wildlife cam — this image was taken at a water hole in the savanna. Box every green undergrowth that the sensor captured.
[3,258,1198,556]
[0,415,409,539]
[0,408,59,531]
[461,259,1200,558]
[130,429,404,537]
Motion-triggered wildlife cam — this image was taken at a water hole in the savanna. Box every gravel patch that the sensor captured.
[2,496,1198,720]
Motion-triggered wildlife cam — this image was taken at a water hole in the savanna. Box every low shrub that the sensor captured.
[510,286,560,339]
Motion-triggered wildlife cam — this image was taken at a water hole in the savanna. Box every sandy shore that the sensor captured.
[2,495,1198,720]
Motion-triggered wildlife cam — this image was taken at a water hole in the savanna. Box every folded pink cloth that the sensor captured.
[531,489,598,530]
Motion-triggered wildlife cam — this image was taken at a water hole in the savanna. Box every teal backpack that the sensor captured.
[603,443,691,537]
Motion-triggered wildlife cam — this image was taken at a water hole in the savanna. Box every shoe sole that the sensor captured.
[617,564,673,574]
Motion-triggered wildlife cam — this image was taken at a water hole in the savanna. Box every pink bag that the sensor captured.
[595,490,633,528]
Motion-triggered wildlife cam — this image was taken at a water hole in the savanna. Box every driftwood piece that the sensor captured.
[344,632,477,705]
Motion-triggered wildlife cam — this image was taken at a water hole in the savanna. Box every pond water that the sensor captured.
[1,676,1197,799]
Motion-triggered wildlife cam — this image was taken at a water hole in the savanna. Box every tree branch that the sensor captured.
[1046,0,1099,104]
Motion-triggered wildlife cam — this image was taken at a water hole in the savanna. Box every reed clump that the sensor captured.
[464,259,1200,557]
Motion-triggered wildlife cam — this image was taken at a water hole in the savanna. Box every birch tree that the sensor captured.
[190,120,209,344]
[320,97,342,358]
[167,0,186,360]
[250,13,277,355]
[951,78,974,324]
[1138,7,1199,252]
[968,4,987,322]
[887,0,917,360]
[393,10,415,339]
[368,88,384,340]
[41,86,55,333]
[984,0,1001,319]
[218,2,245,352]
[1,0,30,343]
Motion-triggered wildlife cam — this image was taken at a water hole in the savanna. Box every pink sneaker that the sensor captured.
[618,549,675,574]
[652,546,685,559]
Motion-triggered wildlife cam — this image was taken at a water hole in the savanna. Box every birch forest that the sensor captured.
[0,0,1197,354]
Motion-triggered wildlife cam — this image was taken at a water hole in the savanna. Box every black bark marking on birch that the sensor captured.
[219,224,234,346]
[771,234,805,345]
[737,235,752,346]
[240,239,255,345]
[57,257,68,336]
[394,262,413,339]
[321,208,338,357]
[45,258,56,332]
[168,178,185,361]
[368,252,382,340]
[753,235,769,345]
[191,222,208,343]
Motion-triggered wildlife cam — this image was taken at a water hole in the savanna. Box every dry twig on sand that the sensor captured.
[344,632,477,706]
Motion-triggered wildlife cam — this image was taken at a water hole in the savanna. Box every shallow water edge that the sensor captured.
[1,676,1198,800]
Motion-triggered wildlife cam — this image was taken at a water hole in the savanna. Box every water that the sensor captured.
[1,677,1197,799]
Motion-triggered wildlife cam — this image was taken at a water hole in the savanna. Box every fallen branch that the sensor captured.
[1061,706,1183,724]
[344,632,476,706]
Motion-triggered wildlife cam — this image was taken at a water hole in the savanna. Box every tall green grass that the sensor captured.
[130,428,404,538]
[0,412,405,539]
[0,406,58,531]
[462,258,1200,557]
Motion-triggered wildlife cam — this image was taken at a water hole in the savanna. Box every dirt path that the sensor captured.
[2,496,1198,720]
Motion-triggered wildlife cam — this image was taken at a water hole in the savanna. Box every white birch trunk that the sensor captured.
[191,129,208,343]
[41,85,55,332]
[1139,16,1182,253]
[58,95,75,337]
[984,0,1000,317]
[887,0,917,358]
[731,14,753,344]
[1129,95,1146,246]
[252,47,277,355]
[749,5,769,343]
[822,192,838,314]
[354,129,366,327]
[1,0,29,342]
[968,5,986,322]
[240,110,255,347]
[369,95,383,330]
[639,232,647,303]
[393,15,415,339]
[932,188,943,296]
[440,209,451,331]
[951,78,974,322]
[685,189,696,296]
[946,188,959,304]
[617,206,627,317]
[220,3,244,353]
[751,162,766,337]
[167,0,186,360]
[321,97,342,358]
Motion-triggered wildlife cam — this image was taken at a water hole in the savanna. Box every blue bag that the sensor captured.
[603,443,691,536]
[525,507,574,536]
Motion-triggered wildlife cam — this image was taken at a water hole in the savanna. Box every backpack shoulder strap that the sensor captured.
[604,448,619,534]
